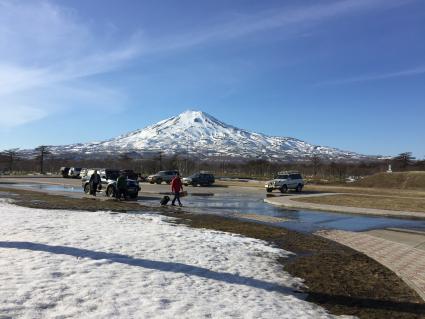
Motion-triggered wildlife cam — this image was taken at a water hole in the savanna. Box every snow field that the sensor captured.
[0,200,352,318]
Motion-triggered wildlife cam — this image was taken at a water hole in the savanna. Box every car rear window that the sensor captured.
[106,171,120,180]
[277,175,288,179]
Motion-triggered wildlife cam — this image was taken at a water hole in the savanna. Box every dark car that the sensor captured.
[60,167,70,178]
[182,173,215,186]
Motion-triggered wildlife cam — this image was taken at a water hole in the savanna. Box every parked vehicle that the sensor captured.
[82,168,140,199]
[182,172,215,186]
[137,174,147,183]
[68,167,82,178]
[79,168,89,179]
[60,167,70,178]
[265,171,304,193]
[120,169,138,181]
[147,170,179,184]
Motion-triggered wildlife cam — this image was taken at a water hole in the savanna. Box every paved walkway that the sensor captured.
[366,228,425,251]
[317,229,425,301]
[264,193,425,219]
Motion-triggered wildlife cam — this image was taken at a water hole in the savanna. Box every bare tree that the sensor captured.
[0,148,20,172]
[35,146,51,174]
[157,151,164,171]
[117,153,134,169]
[310,154,321,177]
[393,152,415,171]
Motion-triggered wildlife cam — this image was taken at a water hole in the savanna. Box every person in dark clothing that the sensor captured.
[116,173,128,200]
[89,170,101,196]
[171,173,183,207]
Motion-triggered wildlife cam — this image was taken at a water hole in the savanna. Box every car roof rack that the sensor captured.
[278,171,301,175]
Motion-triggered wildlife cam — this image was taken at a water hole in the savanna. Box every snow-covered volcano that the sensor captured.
[44,110,367,160]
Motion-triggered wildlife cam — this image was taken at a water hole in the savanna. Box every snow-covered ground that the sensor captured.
[0,200,350,318]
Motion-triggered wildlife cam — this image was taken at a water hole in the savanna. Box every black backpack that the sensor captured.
[160,196,170,206]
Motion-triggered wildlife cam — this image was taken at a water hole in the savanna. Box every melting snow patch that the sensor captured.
[0,200,353,318]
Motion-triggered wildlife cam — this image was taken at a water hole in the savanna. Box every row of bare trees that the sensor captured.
[0,146,51,174]
[1,149,424,181]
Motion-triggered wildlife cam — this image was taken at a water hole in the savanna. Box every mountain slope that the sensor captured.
[42,110,368,160]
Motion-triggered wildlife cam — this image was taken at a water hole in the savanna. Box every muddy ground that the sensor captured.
[1,187,424,319]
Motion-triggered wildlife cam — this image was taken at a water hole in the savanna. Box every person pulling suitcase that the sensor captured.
[170,173,183,207]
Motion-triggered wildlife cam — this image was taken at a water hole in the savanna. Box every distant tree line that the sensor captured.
[1,148,424,182]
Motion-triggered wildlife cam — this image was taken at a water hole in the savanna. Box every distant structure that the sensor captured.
[387,164,393,173]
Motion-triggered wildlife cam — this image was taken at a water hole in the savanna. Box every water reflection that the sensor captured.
[6,183,425,233]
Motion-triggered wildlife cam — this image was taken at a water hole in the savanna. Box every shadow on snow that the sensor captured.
[0,241,295,296]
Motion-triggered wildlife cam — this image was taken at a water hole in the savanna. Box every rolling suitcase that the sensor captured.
[160,195,170,206]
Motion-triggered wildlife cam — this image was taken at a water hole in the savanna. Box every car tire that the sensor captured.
[266,188,273,193]
[166,181,171,185]
[84,184,90,194]
[295,184,303,192]
[156,179,162,184]
[279,185,288,193]
[106,186,115,197]
[130,194,138,199]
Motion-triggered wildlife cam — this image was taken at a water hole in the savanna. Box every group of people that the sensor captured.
[88,170,184,206]
[89,170,128,200]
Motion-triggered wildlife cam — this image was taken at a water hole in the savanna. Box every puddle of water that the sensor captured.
[5,183,425,233]
[154,192,425,233]
[8,183,82,193]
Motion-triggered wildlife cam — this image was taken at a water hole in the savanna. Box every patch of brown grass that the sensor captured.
[0,187,170,213]
[294,194,425,213]
[305,184,425,198]
[354,171,425,190]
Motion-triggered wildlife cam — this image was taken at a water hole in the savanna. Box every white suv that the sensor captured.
[265,171,304,193]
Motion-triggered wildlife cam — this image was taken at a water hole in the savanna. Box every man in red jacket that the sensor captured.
[171,173,183,207]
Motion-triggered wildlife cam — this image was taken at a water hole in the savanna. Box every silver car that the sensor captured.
[68,167,82,178]
[265,171,304,193]
[147,170,179,184]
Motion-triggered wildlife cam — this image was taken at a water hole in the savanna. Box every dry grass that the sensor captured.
[304,184,425,198]
[294,194,425,213]
[215,180,265,188]
[354,171,425,190]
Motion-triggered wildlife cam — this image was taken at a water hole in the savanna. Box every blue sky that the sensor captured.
[0,0,424,158]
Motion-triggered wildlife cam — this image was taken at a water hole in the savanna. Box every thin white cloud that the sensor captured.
[0,0,142,127]
[0,106,47,127]
[151,0,411,52]
[316,66,425,86]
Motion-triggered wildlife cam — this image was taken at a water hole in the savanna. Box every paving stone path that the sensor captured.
[317,229,425,301]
